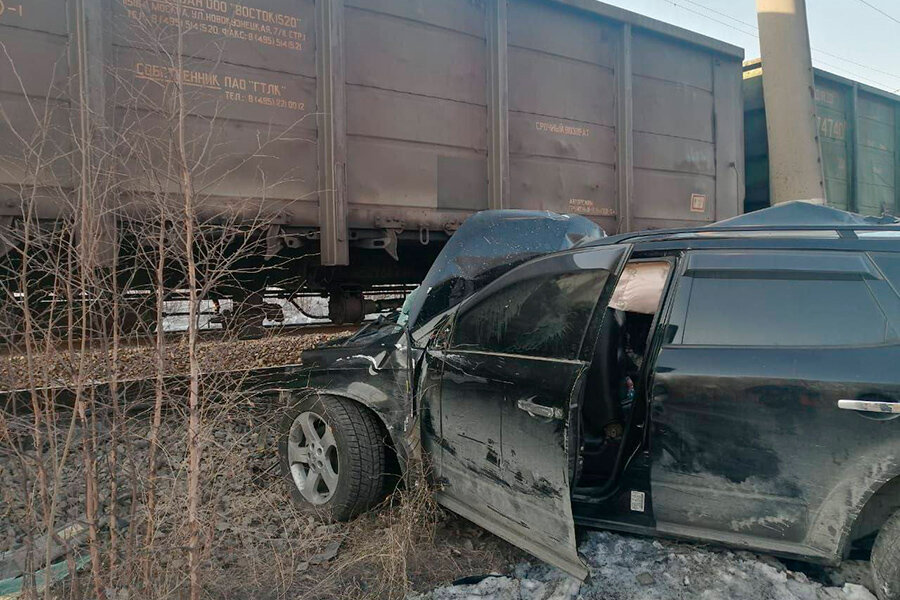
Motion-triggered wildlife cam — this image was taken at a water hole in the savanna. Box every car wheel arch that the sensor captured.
[808,454,900,561]
[846,474,900,556]
[285,387,408,474]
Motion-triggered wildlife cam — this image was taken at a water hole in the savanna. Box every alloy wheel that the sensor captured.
[287,410,340,505]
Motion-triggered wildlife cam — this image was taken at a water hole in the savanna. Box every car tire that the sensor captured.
[279,393,390,522]
[872,509,900,599]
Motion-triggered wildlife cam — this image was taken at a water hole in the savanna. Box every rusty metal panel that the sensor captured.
[104,0,321,229]
[116,109,318,200]
[633,133,714,176]
[508,51,615,126]
[345,0,486,37]
[316,0,348,265]
[507,0,618,229]
[508,114,615,164]
[508,0,617,68]
[632,169,716,227]
[816,80,851,211]
[615,23,633,233]
[508,158,618,231]
[114,49,316,126]
[0,0,68,34]
[487,0,509,210]
[0,6,73,193]
[631,30,720,229]
[344,6,486,104]
[111,0,316,77]
[632,77,714,142]
[0,99,73,190]
[0,26,70,97]
[347,139,486,211]
[111,47,319,215]
[348,87,486,151]
[632,32,713,92]
[344,0,489,217]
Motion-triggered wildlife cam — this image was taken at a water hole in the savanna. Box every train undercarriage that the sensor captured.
[0,224,447,343]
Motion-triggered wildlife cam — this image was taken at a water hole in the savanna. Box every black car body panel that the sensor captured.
[295,203,900,578]
[426,245,631,577]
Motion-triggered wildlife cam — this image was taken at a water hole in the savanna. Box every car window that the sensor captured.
[452,271,609,359]
[679,274,897,347]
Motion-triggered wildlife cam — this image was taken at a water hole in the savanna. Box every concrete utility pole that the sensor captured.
[756,0,826,205]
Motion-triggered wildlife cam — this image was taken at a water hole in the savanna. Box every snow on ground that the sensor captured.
[163,296,330,331]
[416,531,877,600]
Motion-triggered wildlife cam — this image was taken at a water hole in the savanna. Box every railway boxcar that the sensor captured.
[744,59,900,217]
[0,0,744,323]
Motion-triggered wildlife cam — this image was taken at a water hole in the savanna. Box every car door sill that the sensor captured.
[574,516,834,564]
[435,491,589,580]
[574,515,659,539]
[655,522,833,563]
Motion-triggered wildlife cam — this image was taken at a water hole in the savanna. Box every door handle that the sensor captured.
[517,397,563,420]
[838,399,900,414]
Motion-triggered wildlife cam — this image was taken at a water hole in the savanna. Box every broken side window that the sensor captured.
[452,271,609,360]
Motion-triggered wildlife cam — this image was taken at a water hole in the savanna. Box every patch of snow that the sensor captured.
[162,297,331,332]
[414,531,878,600]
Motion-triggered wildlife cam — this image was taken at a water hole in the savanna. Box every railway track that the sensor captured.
[0,321,359,396]
[0,321,360,357]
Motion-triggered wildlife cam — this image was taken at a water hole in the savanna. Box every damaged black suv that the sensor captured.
[279,203,900,599]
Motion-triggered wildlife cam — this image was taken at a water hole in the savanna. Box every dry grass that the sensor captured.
[0,332,345,390]
[1,376,522,600]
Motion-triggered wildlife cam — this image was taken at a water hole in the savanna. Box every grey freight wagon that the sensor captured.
[0,0,744,324]
[745,59,900,217]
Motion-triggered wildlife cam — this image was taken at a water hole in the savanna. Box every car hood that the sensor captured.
[400,210,605,333]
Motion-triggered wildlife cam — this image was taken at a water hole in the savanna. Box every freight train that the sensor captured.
[744,59,900,217]
[0,0,893,328]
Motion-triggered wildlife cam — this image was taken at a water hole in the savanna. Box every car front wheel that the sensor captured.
[279,393,390,521]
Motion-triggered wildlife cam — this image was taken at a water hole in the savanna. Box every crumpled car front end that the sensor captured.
[295,209,606,470]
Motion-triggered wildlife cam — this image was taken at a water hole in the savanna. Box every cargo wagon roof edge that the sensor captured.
[556,0,745,59]
[744,59,900,104]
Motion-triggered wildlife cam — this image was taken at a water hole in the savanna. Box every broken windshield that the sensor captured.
[400,210,605,332]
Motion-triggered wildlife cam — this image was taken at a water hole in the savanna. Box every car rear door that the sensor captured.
[648,249,900,556]
[428,245,630,579]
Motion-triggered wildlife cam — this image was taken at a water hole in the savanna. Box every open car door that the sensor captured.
[427,245,631,579]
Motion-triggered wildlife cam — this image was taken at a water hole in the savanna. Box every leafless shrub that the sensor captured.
[0,1,321,597]
[0,1,507,598]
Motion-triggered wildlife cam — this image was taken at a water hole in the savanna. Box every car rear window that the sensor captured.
[452,271,608,360]
[677,251,899,348]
